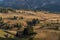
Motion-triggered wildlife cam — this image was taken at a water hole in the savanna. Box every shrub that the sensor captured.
[23,28,29,35]
[27,18,40,26]
[8,8,16,12]
[14,16,18,20]
[4,34,9,38]
[32,18,40,25]
[0,8,8,13]
[27,21,33,26]
[14,23,22,30]
[0,17,2,21]
[20,17,24,19]
[23,25,37,36]
[15,31,19,37]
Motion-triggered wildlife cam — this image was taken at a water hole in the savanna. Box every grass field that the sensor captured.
[0,10,60,40]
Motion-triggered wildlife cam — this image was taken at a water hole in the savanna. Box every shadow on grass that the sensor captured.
[3,30,15,36]
[0,37,17,40]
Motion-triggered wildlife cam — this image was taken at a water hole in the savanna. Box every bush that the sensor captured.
[1,23,12,30]
[32,18,40,25]
[0,17,2,21]
[40,22,60,30]
[8,8,16,12]
[14,16,18,20]
[27,18,40,26]
[23,28,29,35]
[0,8,8,13]
[13,23,22,30]
[0,21,12,30]
[4,23,11,30]
[20,17,24,19]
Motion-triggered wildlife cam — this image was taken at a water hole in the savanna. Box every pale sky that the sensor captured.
[0,0,3,1]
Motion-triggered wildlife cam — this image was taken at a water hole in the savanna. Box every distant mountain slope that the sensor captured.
[0,0,60,12]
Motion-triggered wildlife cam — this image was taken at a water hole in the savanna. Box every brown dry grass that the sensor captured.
[0,10,60,40]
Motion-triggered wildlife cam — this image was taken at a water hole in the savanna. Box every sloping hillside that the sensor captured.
[0,10,60,40]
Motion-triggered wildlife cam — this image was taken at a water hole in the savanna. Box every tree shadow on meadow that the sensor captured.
[0,37,17,40]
